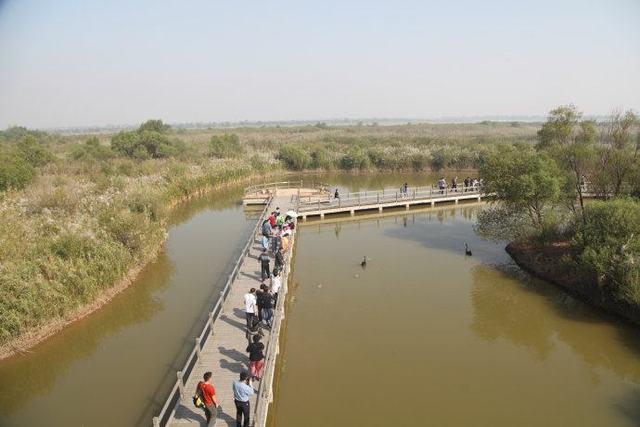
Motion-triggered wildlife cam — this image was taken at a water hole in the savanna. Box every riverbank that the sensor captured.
[0,168,275,360]
[506,241,640,326]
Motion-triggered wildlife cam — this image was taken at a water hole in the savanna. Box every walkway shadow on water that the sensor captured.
[470,264,640,381]
[614,388,640,425]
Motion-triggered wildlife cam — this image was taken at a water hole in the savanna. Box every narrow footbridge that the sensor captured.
[297,185,487,220]
[154,184,307,427]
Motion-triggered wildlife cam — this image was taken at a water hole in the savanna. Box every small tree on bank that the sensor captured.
[478,145,564,238]
[536,105,597,220]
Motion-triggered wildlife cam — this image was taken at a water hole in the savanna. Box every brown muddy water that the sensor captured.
[268,204,640,427]
[1,173,639,427]
[0,188,255,427]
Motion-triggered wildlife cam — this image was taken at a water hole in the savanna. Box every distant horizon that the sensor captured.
[5,112,626,133]
[1,0,638,129]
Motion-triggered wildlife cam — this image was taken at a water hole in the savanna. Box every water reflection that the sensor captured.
[271,202,640,427]
[470,263,640,382]
[0,248,173,415]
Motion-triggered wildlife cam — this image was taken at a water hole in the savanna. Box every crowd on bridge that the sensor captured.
[332,176,482,201]
[194,206,296,427]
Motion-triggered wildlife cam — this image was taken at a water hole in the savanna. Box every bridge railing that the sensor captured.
[152,196,273,427]
[297,185,483,213]
[244,181,303,195]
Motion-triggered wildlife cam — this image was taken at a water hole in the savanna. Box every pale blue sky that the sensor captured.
[0,0,638,128]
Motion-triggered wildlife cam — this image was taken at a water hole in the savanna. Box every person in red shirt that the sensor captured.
[197,371,219,426]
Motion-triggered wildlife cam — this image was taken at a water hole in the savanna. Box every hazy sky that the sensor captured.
[0,0,639,129]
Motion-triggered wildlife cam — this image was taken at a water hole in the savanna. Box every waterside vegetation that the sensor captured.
[477,105,640,321]
[0,116,636,356]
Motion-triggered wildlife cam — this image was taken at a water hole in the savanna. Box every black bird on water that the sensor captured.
[361,256,367,267]
[465,243,472,257]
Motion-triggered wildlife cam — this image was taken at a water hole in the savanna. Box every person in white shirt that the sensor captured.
[244,288,257,328]
[270,271,282,305]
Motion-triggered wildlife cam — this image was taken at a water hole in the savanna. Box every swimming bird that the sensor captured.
[361,256,367,267]
[465,243,472,257]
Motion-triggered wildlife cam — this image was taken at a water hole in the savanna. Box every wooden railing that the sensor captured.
[152,196,273,427]
[296,185,484,213]
[244,181,303,195]
[245,180,330,196]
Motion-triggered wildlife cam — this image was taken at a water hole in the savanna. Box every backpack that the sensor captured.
[193,382,205,408]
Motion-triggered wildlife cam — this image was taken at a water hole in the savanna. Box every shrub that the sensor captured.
[249,154,268,172]
[17,135,53,167]
[51,233,94,260]
[71,137,114,161]
[340,149,369,170]
[573,199,640,303]
[111,130,182,159]
[278,145,310,170]
[209,134,243,158]
[0,150,35,191]
[310,147,333,169]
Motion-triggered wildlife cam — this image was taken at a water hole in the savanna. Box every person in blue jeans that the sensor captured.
[233,371,254,427]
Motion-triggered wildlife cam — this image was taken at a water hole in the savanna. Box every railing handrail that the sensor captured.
[245,180,331,195]
[153,196,273,427]
[244,181,302,194]
[296,184,484,211]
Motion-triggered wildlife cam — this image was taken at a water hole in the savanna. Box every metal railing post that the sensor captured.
[209,311,215,335]
[195,337,202,360]
[177,371,185,399]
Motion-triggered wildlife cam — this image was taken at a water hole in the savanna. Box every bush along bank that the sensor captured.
[0,160,267,359]
[476,106,640,325]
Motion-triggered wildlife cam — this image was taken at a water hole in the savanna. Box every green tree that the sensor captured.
[111,127,182,159]
[480,146,563,230]
[601,110,638,196]
[138,119,170,133]
[536,106,597,218]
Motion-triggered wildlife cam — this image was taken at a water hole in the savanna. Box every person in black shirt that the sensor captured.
[258,248,270,283]
[255,286,264,322]
[246,335,265,381]
[258,285,274,327]
[275,247,285,272]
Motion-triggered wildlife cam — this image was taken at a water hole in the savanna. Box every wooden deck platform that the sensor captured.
[161,190,299,427]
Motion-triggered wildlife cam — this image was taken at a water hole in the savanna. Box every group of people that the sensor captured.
[194,206,295,427]
[437,176,480,193]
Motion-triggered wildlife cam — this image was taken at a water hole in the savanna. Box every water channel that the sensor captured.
[1,173,639,427]
[268,176,640,427]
